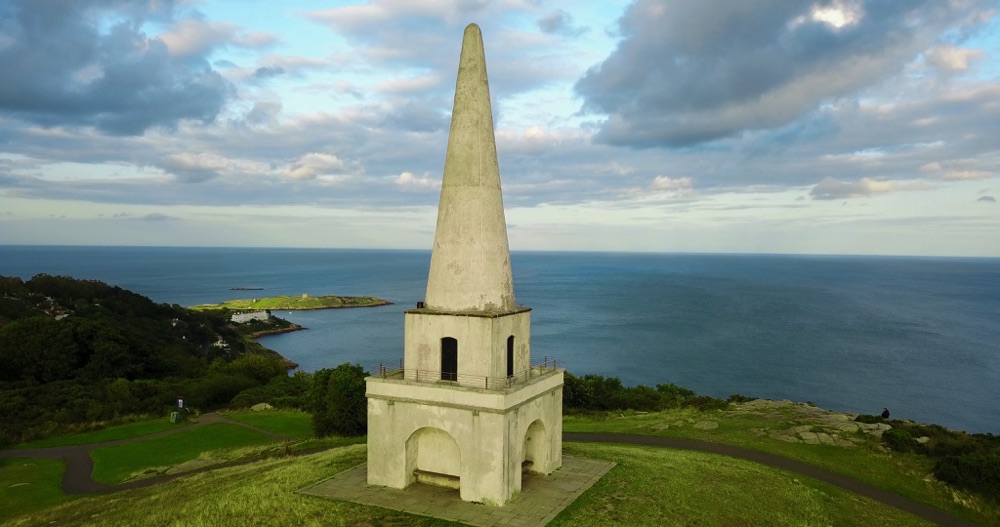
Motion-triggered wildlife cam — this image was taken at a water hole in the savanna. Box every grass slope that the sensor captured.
[14,419,188,449]
[0,457,77,521]
[5,444,940,527]
[555,443,934,527]
[565,405,997,526]
[89,423,277,484]
[223,409,313,440]
[7,445,450,527]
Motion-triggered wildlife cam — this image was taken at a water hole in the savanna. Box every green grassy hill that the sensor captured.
[190,294,390,311]
[1,406,996,526]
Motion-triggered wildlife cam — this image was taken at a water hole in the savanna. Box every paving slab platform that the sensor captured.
[298,456,615,527]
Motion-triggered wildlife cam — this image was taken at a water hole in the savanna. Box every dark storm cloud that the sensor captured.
[978,196,996,203]
[0,0,231,135]
[576,0,994,147]
[537,10,587,37]
[253,65,285,80]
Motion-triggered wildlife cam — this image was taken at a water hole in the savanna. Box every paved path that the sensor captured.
[0,413,288,494]
[565,432,980,527]
[1,426,980,526]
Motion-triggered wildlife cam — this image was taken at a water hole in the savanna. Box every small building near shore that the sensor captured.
[231,309,269,324]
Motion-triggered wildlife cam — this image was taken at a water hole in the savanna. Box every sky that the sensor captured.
[1,0,998,256]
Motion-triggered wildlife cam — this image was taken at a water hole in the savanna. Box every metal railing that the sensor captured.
[371,356,559,391]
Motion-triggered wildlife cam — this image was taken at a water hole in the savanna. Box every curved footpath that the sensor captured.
[565,432,979,527]
[1,425,979,527]
[0,413,288,494]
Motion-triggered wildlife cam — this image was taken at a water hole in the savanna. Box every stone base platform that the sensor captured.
[298,456,615,527]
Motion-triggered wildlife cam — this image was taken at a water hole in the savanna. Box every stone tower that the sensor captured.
[366,23,564,506]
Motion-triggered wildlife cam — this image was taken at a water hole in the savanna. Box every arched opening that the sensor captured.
[405,427,461,490]
[441,337,457,381]
[506,335,515,378]
[522,419,548,474]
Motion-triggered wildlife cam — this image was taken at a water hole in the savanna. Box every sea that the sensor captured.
[1,245,998,434]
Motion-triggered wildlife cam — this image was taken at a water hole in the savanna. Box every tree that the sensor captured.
[311,363,367,437]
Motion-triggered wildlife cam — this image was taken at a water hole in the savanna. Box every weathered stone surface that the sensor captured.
[251,403,273,411]
[769,432,801,443]
[694,421,718,430]
[650,422,670,431]
[917,436,931,444]
[798,431,819,443]
[816,432,835,445]
[424,23,514,313]
[836,423,860,433]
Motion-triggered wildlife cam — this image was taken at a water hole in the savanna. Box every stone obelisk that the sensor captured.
[365,23,563,506]
[424,22,515,313]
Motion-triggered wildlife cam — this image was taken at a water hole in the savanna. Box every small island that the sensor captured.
[190,293,392,311]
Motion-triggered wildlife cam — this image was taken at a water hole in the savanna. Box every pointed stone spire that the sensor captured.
[424,23,515,313]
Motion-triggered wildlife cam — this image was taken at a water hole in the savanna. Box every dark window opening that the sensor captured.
[507,335,515,378]
[441,337,458,381]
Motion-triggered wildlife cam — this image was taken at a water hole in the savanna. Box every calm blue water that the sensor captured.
[2,245,998,433]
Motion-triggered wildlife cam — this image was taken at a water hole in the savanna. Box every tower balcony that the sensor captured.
[370,357,560,393]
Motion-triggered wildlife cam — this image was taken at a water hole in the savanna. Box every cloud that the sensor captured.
[575,0,995,147]
[142,213,179,222]
[809,176,929,200]
[160,152,229,183]
[978,195,996,203]
[537,10,587,37]
[394,171,439,190]
[253,66,285,80]
[245,101,282,126]
[650,175,694,191]
[283,153,346,181]
[920,161,993,181]
[0,0,234,135]
[924,45,987,72]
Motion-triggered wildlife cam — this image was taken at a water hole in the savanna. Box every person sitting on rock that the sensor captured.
[881,407,890,419]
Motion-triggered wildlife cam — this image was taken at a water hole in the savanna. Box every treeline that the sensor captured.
[0,275,290,445]
[564,372,737,412]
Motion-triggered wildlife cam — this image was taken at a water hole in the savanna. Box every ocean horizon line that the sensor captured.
[2,243,998,262]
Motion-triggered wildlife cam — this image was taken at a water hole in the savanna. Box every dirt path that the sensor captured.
[1,426,980,526]
[565,432,980,527]
[0,413,288,494]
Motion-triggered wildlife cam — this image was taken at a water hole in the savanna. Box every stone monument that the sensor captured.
[365,23,564,506]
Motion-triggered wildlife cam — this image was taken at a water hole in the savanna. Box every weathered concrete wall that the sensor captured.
[404,310,530,382]
[424,24,515,313]
[367,372,563,505]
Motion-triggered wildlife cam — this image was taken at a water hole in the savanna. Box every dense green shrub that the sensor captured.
[562,373,727,413]
[311,364,367,437]
[882,427,924,454]
[854,414,887,424]
[230,372,311,409]
[935,454,1000,498]
[681,395,729,411]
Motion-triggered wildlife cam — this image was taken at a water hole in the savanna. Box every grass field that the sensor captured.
[6,445,451,527]
[0,457,78,522]
[223,409,314,440]
[190,295,390,311]
[3,403,995,526]
[89,423,278,484]
[14,418,188,449]
[5,443,944,527]
[565,406,997,526]
[554,443,935,527]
